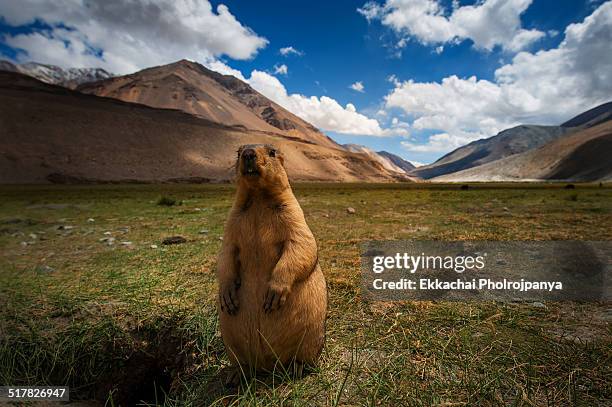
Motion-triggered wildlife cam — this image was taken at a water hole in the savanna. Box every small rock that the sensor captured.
[57,225,74,230]
[121,241,133,246]
[194,208,202,211]
[199,229,209,234]
[87,218,95,222]
[531,301,546,309]
[99,237,115,245]
[103,231,112,236]
[219,236,224,241]
[150,244,158,249]
[323,214,329,218]
[29,233,37,240]
[346,207,356,214]
[20,241,28,247]
[36,265,55,273]
[503,207,510,212]
[162,236,187,245]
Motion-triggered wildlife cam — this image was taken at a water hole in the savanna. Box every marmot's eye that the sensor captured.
[269,149,276,157]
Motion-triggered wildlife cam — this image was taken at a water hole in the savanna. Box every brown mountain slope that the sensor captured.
[77,59,339,149]
[434,120,612,182]
[411,101,612,180]
[0,72,406,184]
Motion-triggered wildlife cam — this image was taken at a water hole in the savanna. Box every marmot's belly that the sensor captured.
[220,268,327,369]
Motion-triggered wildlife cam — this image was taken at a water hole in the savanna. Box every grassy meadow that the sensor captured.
[0,183,610,406]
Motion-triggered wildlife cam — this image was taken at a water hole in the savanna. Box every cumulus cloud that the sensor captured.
[389,1,612,153]
[246,70,396,136]
[358,0,544,52]
[1,0,268,73]
[279,46,304,56]
[273,63,288,75]
[350,81,365,92]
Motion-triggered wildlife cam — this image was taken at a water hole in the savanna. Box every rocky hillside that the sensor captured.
[434,120,612,182]
[411,125,571,179]
[377,151,416,172]
[77,59,338,149]
[412,102,612,180]
[0,60,113,89]
[0,72,408,184]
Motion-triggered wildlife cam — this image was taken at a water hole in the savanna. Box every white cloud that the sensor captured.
[387,1,612,154]
[1,0,268,74]
[204,59,247,81]
[358,0,544,52]
[246,70,393,136]
[273,63,288,75]
[350,81,365,92]
[279,46,304,56]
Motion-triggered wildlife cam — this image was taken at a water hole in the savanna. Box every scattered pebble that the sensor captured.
[219,236,224,241]
[29,233,37,240]
[531,302,546,309]
[20,241,28,247]
[36,265,55,273]
[199,229,209,234]
[99,237,115,245]
[323,213,329,218]
[57,225,74,230]
[150,244,158,249]
[103,231,112,236]
[503,207,510,212]
[120,241,133,246]
[162,236,187,245]
[346,207,356,214]
[87,218,95,222]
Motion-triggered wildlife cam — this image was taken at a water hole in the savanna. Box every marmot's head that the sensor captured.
[235,144,289,191]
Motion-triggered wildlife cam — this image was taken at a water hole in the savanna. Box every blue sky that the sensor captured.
[1,0,610,165]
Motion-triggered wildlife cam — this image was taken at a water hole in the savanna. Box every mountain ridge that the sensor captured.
[0,71,410,184]
[0,59,113,88]
[411,101,612,180]
[77,59,339,149]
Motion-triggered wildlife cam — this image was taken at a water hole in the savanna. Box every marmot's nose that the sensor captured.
[242,148,256,161]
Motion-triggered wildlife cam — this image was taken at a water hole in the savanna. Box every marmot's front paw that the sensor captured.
[264,281,290,313]
[219,280,240,315]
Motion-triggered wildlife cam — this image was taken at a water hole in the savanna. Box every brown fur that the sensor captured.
[217,144,327,375]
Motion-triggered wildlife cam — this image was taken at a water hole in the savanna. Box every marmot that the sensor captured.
[217,144,327,381]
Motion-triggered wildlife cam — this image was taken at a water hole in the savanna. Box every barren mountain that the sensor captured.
[343,144,406,174]
[561,101,612,128]
[410,101,612,180]
[77,59,338,149]
[377,151,416,172]
[0,60,113,88]
[434,120,612,182]
[0,72,407,184]
[411,125,571,179]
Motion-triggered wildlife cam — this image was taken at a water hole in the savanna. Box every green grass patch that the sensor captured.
[0,183,610,405]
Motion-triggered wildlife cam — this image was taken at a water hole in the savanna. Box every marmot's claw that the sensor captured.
[220,284,240,315]
[263,283,289,313]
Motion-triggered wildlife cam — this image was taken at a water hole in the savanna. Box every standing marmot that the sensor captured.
[217,144,327,381]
